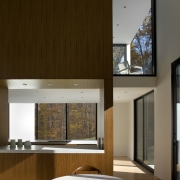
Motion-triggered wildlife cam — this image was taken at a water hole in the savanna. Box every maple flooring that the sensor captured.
[113,156,160,180]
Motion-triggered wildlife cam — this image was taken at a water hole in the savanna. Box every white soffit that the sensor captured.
[9,89,100,103]
[113,87,153,103]
[5,79,103,103]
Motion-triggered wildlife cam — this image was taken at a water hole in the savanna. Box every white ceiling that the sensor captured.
[2,0,152,104]
[113,0,151,44]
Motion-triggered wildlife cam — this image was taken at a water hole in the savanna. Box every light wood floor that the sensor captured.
[113,156,160,180]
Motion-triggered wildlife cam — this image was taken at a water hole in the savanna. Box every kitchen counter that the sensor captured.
[0,145,104,154]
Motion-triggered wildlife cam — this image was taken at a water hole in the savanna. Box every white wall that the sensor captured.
[9,103,35,141]
[155,0,180,179]
[113,0,180,179]
[113,102,134,158]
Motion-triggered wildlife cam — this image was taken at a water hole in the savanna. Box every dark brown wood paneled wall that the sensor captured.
[0,0,113,179]
[0,0,112,79]
[0,88,8,146]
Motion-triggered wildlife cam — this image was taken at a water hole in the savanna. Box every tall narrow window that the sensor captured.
[134,91,154,172]
[171,57,180,180]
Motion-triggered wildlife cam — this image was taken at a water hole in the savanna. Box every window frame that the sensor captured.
[134,90,155,172]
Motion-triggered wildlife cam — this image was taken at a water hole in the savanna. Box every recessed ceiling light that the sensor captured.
[123,5,126,8]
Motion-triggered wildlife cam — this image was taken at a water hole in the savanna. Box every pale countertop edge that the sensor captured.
[0,145,104,154]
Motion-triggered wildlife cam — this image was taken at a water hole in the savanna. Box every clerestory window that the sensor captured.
[113,0,156,76]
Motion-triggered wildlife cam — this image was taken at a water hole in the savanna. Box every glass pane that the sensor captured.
[176,64,180,178]
[67,103,96,140]
[36,103,66,140]
[113,45,127,74]
[131,7,153,75]
[144,92,154,169]
[136,99,144,161]
[113,0,154,75]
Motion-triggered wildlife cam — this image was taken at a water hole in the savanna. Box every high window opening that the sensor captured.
[113,0,156,76]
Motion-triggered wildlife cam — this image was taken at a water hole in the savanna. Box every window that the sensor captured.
[9,103,97,142]
[113,0,156,76]
[113,44,127,74]
[171,57,180,180]
[67,103,97,140]
[134,91,154,172]
[36,103,97,140]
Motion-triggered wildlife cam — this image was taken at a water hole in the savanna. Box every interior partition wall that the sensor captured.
[0,0,113,179]
[134,91,154,172]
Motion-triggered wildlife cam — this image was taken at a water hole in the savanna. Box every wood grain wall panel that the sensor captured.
[0,0,112,79]
[66,0,88,79]
[103,0,113,79]
[0,1,8,78]
[0,88,9,146]
[0,153,107,180]
[48,0,67,78]
[0,0,113,179]
[104,79,113,175]
[64,0,77,78]
[85,0,104,79]
[30,0,47,78]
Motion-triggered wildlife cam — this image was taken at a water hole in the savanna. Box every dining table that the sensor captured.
[52,174,124,180]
